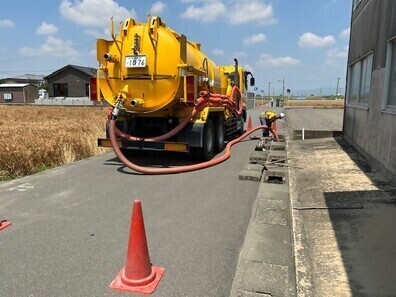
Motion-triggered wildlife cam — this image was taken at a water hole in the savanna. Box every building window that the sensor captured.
[85,83,89,96]
[347,53,373,106]
[359,54,373,104]
[3,93,13,100]
[384,38,396,111]
[353,0,361,11]
[53,83,68,97]
[349,61,361,103]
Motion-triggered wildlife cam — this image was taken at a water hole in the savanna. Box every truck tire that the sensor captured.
[213,116,225,153]
[192,119,214,161]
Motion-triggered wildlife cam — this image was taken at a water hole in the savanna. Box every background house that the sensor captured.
[344,0,396,184]
[0,84,39,104]
[44,65,96,98]
[0,74,45,88]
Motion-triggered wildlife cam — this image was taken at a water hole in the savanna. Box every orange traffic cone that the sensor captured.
[0,220,11,231]
[109,200,165,294]
[272,121,277,133]
[247,116,252,131]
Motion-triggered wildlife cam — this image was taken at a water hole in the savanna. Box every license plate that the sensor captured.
[125,55,147,68]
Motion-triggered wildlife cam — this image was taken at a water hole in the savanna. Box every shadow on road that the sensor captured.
[103,149,203,175]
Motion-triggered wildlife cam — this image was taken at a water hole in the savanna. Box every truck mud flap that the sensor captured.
[177,123,204,148]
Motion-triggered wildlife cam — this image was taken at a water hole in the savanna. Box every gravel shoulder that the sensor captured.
[285,108,344,132]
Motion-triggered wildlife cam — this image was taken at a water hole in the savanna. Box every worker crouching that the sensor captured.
[259,111,284,137]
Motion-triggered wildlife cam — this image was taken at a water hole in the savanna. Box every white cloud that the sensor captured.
[229,1,277,25]
[84,29,102,37]
[0,19,15,28]
[327,47,348,58]
[244,33,266,46]
[212,48,225,56]
[340,28,350,39]
[180,0,276,25]
[325,46,348,65]
[298,32,336,48]
[233,51,247,58]
[84,29,112,39]
[181,2,227,22]
[150,1,167,15]
[59,0,137,27]
[20,36,79,58]
[244,64,254,73]
[36,22,58,35]
[258,53,301,67]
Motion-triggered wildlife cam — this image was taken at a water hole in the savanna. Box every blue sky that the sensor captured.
[0,0,352,95]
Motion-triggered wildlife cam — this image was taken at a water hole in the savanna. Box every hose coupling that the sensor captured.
[103,53,118,63]
[112,100,123,118]
[130,98,145,107]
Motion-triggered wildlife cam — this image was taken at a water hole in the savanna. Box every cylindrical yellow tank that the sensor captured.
[97,17,221,113]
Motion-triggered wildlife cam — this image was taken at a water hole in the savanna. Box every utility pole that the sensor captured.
[282,78,285,100]
[336,77,340,98]
[278,78,285,101]
[268,82,271,98]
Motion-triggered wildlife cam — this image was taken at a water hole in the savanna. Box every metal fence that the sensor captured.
[34,97,99,106]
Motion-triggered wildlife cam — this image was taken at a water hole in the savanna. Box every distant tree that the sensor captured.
[39,81,48,90]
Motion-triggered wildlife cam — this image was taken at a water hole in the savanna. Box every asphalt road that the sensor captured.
[0,110,270,297]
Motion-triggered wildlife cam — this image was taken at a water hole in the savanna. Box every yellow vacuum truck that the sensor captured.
[93,16,255,160]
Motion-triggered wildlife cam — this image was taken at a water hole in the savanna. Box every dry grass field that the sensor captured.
[0,105,109,181]
[284,99,344,108]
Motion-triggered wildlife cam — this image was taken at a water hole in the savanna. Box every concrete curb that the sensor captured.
[230,120,296,297]
[229,181,296,297]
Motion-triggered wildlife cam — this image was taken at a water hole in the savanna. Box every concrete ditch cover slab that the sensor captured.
[242,223,292,266]
[255,199,288,226]
[236,260,290,297]
[239,170,262,182]
[243,164,265,172]
[250,151,269,164]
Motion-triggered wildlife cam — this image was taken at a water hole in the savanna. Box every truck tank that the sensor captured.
[96,16,221,113]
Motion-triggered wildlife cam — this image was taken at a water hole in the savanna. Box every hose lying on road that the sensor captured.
[109,118,278,175]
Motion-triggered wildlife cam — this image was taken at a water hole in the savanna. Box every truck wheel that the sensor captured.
[192,119,214,161]
[213,117,225,153]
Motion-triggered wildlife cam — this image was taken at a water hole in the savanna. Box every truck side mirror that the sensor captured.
[250,77,255,86]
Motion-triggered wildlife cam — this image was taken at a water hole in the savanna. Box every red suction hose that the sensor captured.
[107,85,277,174]
[109,118,278,175]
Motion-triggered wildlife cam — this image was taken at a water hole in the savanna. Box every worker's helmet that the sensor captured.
[279,112,285,119]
